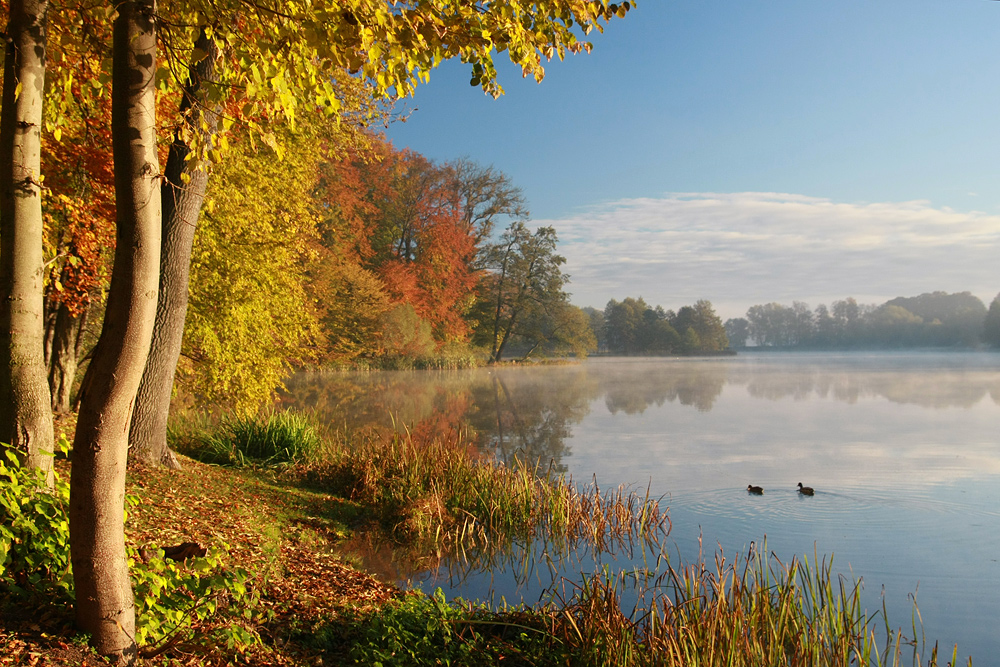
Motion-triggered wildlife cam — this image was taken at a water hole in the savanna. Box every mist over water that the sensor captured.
[283,351,1000,662]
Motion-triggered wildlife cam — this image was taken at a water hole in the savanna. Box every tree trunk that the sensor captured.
[48,301,86,413]
[0,0,55,483]
[69,1,159,662]
[129,29,219,469]
[493,315,515,363]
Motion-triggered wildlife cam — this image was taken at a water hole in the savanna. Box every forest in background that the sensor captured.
[723,291,1000,349]
[44,109,1000,418]
[42,97,739,417]
[27,19,1000,419]
[44,108,606,415]
[583,297,730,356]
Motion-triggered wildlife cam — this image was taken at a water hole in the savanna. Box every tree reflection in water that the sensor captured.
[598,362,727,414]
[467,367,599,471]
[278,354,1000,604]
[280,365,600,471]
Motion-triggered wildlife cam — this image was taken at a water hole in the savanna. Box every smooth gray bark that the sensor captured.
[47,301,87,413]
[129,30,220,469]
[0,0,55,482]
[69,0,159,661]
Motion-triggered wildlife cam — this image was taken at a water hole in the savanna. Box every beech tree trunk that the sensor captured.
[0,0,55,482]
[48,301,87,413]
[69,1,159,662]
[129,30,220,469]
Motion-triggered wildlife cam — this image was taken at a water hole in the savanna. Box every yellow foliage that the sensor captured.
[181,125,325,414]
[314,262,392,364]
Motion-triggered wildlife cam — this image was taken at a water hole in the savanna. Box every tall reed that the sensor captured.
[332,542,968,667]
[539,542,968,667]
[299,428,671,557]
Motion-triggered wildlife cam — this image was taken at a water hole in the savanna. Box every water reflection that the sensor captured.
[599,361,727,414]
[465,369,599,471]
[731,365,1000,408]
[281,352,1000,662]
[284,355,1000,466]
[282,366,602,471]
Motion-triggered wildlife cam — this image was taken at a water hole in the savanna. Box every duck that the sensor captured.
[747,484,764,495]
[797,482,814,496]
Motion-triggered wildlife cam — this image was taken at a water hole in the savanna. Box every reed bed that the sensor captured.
[297,427,671,555]
[173,410,672,558]
[533,542,967,667]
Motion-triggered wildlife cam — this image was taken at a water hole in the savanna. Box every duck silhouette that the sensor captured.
[797,482,814,496]
[747,484,764,495]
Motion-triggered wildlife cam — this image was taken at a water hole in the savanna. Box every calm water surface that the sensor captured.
[283,352,1000,662]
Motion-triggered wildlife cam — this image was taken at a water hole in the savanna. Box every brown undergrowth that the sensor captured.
[1,455,402,666]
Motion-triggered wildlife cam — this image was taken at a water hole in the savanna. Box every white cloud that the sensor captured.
[539,192,1000,319]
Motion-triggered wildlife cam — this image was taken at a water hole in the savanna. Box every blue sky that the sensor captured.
[384,0,1000,319]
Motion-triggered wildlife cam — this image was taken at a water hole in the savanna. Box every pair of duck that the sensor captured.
[747,483,814,496]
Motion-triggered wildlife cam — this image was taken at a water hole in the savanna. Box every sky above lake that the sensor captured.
[383,0,1000,320]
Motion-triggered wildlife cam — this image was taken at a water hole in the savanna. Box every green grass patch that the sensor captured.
[173,409,324,466]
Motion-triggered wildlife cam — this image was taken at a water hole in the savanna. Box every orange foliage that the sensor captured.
[320,137,479,343]
[42,89,117,316]
[406,391,476,448]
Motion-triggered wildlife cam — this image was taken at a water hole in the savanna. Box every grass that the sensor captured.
[317,545,966,667]
[2,411,972,666]
[291,426,670,559]
[170,409,326,466]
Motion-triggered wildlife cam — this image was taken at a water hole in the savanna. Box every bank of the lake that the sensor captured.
[2,402,976,665]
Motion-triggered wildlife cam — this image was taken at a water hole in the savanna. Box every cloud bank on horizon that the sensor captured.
[541,192,1000,320]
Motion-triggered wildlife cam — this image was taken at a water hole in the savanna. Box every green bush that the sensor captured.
[322,589,559,667]
[182,410,324,466]
[0,436,73,602]
[0,439,258,656]
[130,545,259,655]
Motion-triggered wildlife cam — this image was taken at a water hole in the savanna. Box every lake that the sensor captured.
[282,352,1000,662]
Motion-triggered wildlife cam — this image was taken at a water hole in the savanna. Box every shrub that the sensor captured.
[180,410,324,466]
[0,437,73,602]
[0,439,258,657]
[130,545,259,656]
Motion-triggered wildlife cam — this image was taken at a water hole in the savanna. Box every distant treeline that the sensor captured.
[724,291,1000,349]
[583,298,730,355]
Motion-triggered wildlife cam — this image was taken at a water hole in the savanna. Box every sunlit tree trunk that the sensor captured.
[69,0,159,661]
[130,29,219,469]
[0,0,55,483]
